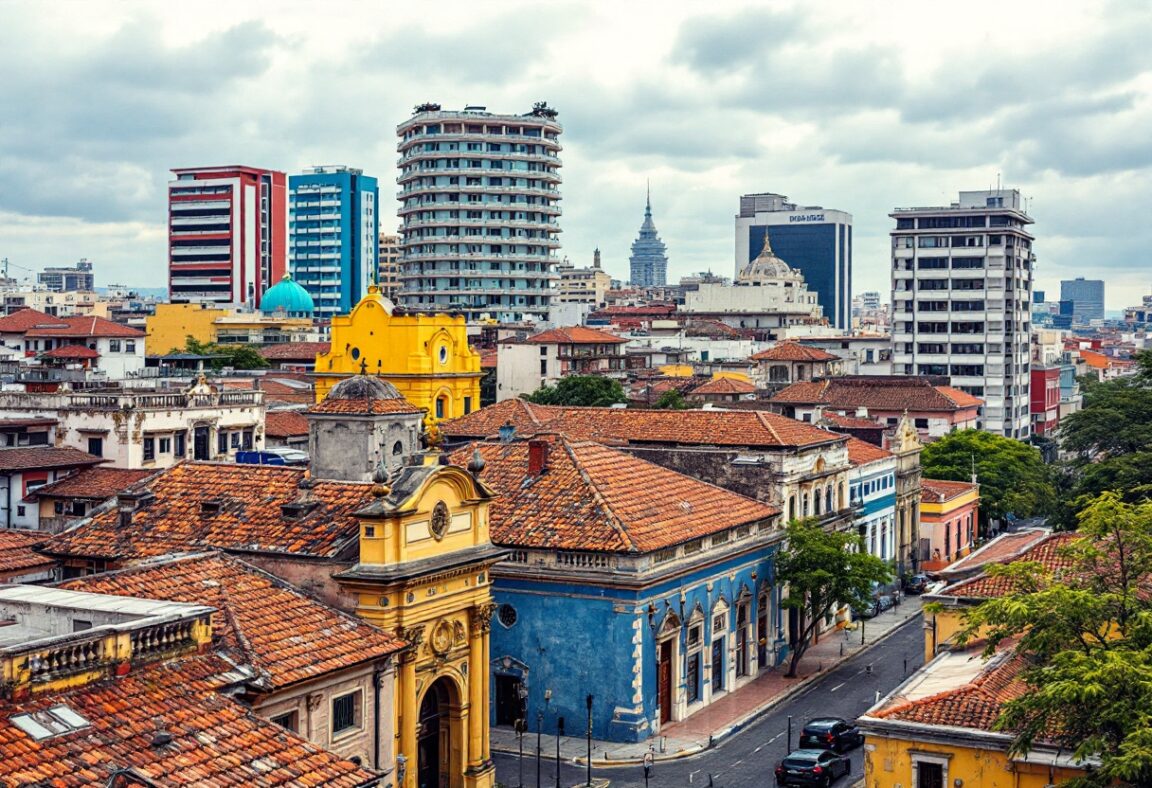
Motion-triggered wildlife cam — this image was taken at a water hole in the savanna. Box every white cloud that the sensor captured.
[0,0,1150,312]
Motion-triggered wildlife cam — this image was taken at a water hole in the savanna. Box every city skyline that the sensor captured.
[1,0,1151,309]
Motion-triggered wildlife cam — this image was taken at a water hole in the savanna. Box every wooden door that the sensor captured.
[657,640,672,723]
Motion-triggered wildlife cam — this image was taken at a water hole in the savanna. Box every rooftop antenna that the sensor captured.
[996,171,1001,192]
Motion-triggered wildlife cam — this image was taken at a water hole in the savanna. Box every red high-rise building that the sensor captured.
[168,166,287,308]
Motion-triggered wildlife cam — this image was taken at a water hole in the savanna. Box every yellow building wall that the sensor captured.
[864,733,1086,788]
[339,464,496,788]
[658,364,694,377]
[712,371,753,383]
[146,303,227,355]
[314,287,482,423]
[920,488,980,519]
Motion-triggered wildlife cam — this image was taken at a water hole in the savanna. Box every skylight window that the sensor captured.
[10,706,90,740]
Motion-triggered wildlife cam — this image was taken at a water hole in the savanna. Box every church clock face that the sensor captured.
[429,501,450,540]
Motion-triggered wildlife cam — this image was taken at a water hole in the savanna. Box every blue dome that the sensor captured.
[261,274,315,316]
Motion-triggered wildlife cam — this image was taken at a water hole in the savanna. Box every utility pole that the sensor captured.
[555,717,564,788]
[585,694,593,787]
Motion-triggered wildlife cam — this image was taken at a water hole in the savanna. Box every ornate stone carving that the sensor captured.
[470,603,498,636]
[429,501,450,540]
[429,620,454,656]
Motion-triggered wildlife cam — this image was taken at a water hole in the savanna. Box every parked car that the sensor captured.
[853,592,894,619]
[774,749,851,786]
[904,574,930,595]
[799,717,865,752]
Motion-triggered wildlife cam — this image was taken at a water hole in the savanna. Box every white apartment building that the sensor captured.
[396,105,563,322]
[890,189,1035,439]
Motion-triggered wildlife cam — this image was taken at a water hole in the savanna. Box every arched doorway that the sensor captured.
[418,676,462,788]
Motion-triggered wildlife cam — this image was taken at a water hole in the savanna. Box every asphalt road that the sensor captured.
[494,614,925,788]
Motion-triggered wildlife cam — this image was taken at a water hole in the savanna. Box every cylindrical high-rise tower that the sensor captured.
[396,105,563,322]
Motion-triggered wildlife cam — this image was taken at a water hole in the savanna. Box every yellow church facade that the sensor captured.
[314,286,483,423]
[337,457,504,788]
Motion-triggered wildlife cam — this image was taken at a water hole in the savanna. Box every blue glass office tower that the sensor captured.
[734,193,853,329]
[289,166,380,321]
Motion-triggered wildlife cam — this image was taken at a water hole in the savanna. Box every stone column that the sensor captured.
[464,603,497,786]
[397,629,422,788]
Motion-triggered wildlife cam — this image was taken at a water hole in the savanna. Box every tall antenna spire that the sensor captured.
[646,180,651,214]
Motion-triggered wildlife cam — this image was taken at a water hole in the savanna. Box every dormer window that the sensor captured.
[200,500,222,516]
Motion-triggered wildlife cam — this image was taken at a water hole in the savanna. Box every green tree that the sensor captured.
[178,336,269,371]
[653,389,690,410]
[775,518,892,678]
[955,493,1152,785]
[523,375,626,407]
[921,429,1054,534]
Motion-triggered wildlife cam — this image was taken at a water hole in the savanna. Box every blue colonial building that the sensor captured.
[629,189,669,288]
[845,437,898,564]
[450,433,784,743]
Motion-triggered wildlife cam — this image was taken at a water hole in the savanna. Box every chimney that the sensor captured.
[527,439,550,476]
[498,421,516,443]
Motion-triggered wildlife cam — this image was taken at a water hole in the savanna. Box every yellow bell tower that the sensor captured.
[314,286,483,424]
[336,453,504,788]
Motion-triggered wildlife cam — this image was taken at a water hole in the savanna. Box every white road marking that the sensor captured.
[768,732,783,743]
[830,682,846,692]
[754,745,764,752]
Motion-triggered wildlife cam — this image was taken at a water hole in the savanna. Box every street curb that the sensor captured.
[562,608,923,767]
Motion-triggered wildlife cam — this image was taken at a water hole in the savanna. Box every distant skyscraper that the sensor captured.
[289,166,379,320]
[1060,277,1105,324]
[628,190,668,287]
[38,259,94,292]
[890,188,1035,440]
[396,105,563,322]
[378,233,402,300]
[168,166,287,308]
[734,192,853,329]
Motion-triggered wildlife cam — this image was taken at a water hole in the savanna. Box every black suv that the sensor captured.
[798,717,864,752]
[774,749,851,786]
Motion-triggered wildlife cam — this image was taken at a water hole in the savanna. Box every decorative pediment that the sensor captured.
[657,610,681,637]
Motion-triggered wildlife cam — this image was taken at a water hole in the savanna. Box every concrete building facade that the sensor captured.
[168,165,287,308]
[396,105,563,322]
[1059,277,1104,324]
[890,189,1035,439]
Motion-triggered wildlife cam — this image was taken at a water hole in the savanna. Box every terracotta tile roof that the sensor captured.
[25,315,144,339]
[750,342,839,362]
[43,462,373,562]
[874,649,1028,731]
[690,377,756,395]
[61,552,405,689]
[935,386,985,408]
[0,417,57,429]
[921,478,979,503]
[846,437,893,466]
[264,410,310,438]
[0,529,55,576]
[450,435,779,552]
[523,326,628,344]
[938,533,1079,600]
[309,397,422,415]
[442,400,844,449]
[257,341,331,361]
[0,653,379,787]
[941,528,1053,578]
[0,307,57,332]
[25,467,156,501]
[40,344,100,359]
[770,376,985,412]
[440,398,549,439]
[820,412,883,429]
[480,349,498,369]
[0,446,104,472]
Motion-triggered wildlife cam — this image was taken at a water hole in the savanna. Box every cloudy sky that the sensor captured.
[2,0,1150,309]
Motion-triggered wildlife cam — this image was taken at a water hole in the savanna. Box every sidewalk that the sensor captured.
[490,596,923,765]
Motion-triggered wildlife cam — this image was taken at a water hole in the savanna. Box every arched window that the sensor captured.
[825,487,834,513]
[802,493,809,517]
[392,441,404,456]
[788,496,796,521]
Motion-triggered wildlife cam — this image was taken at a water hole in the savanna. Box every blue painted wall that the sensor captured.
[491,544,785,742]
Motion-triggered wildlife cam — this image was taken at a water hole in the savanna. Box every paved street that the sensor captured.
[494,613,924,788]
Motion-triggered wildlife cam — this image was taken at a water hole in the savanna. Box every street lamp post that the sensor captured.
[515,718,527,788]
[643,751,653,788]
[585,694,593,787]
[555,717,564,788]
[537,690,550,788]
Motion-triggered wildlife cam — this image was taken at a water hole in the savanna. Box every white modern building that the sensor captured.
[890,189,1035,439]
[396,104,563,322]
